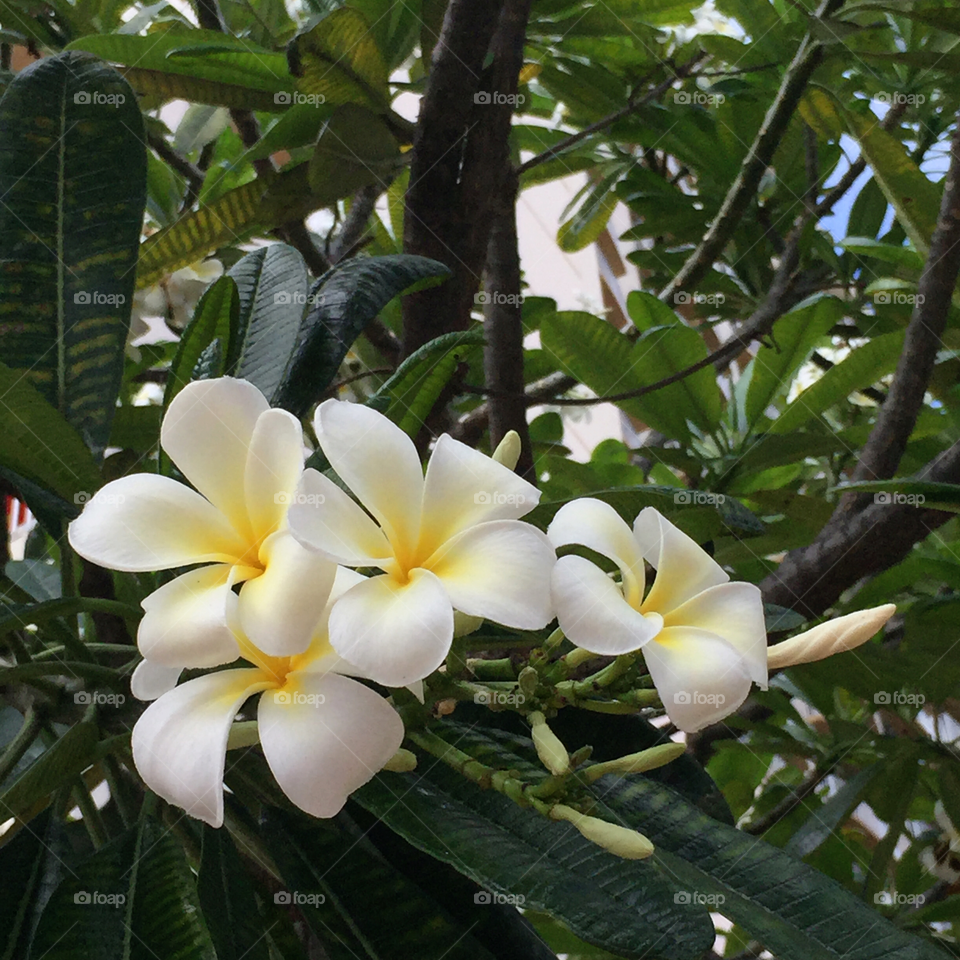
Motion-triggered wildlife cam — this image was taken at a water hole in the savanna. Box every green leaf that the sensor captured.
[557,168,621,252]
[839,237,925,272]
[289,8,391,111]
[31,816,217,960]
[0,809,50,959]
[121,67,282,111]
[0,52,147,457]
[275,254,451,416]
[0,722,99,825]
[197,827,269,960]
[225,244,308,402]
[0,361,100,505]
[745,297,842,428]
[601,775,951,960]
[108,405,161,454]
[770,331,905,434]
[354,757,715,960]
[831,479,960,513]
[367,330,484,435]
[307,103,400,208]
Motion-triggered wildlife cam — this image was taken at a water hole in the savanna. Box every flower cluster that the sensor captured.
[69,377,895,836]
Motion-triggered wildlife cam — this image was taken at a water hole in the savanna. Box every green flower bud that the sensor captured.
[381,749,418,773]
[550,804,654,860]
[529,711,570,775]
[582,743,686,783]
[492,431,522,470]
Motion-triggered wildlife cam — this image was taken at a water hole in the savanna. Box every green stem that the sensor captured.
[72,779,108,848]
[0,707,43,783]
[467,657,516,681]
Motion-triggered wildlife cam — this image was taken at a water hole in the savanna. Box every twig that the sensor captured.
[743,762,835,835]
[329,182,384,264]
[326,366,393,393]
[148,133,204,192]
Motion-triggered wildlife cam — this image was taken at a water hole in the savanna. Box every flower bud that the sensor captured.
[582,742,686,783]
[518,666,539,699]
[767,604,896,670]
[381,749,418,773]
[529,711,570,775]
[549,804,654,859]
[492,431,522,471]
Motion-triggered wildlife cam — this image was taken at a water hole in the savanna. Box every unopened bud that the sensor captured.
[583,743,685,783]
[518,666,539,699]
[529,711,570,775]
[492,431,521,471]
[381,748,418,773]
[226,721,259,751]
[549,804,654,859]
[767,604,896,671]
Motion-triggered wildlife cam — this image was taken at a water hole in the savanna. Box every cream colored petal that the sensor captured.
[665,582,767,686]
[238,530,337,657]
[548,499,646,608]
[314,400,423,556]
[244,408,305,541]
[642,626,752,733]
[130,660,182,701]
[327,570,453,687]
[131,669,272,827]
[258,672,403,818]
[287,469,392,566]
[552,555,662,655]
[766,604,896,670]
[634,507,728,614]
[139,564,240,668]
[162,378,269,537]
[68,474,244,572]
[418,434,540,555]
[427,520,554,629]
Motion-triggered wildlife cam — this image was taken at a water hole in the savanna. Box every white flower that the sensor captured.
[133,258,224,334]
[286,400,556,687]
[131,568,404,827]
[68,378,336,666]
[548,500,767,732]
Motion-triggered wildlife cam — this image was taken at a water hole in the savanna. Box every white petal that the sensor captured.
[68,474,245,572]
[162,378,268,537]
[427,520,555,629]
[139,564,240,668]
[666,582,767,686]
[548,499,646,608]
[287,469,392,566]
[314,400,423,554]
[258,672,403,818]
[244,408,305,541]
[131,669,272,827]
[642,627,753,733]
[238,530,337,657]
[328,570,453,686]
[634,507,728,614]
[552,555,662,655]
[130,660,182,701]
[418,434,540,556]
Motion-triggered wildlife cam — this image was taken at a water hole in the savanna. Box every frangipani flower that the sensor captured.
[69,378,335,666]
[131,568,404,827]
[548,500,767,732]
[287,400,555,686]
